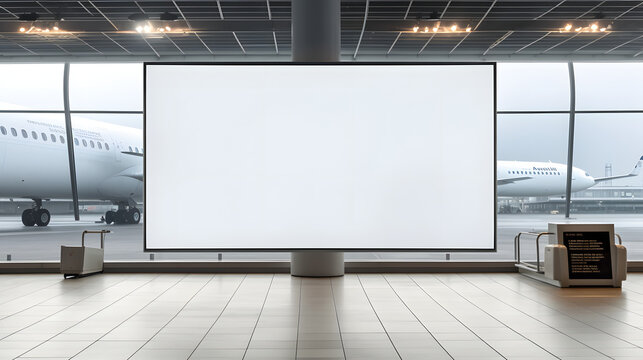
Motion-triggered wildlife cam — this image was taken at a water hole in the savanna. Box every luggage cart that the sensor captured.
[61,230,110,278]
[515,223,626,287]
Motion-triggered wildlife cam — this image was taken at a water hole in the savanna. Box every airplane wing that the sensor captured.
[497,176,531,185]
[594,156,643,183]
[121,151,143,157]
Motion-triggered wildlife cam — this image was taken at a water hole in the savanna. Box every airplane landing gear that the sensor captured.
[22,199,50,227]
[105,202,140,225]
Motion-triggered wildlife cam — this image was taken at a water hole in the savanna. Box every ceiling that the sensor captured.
[0,1,643,60]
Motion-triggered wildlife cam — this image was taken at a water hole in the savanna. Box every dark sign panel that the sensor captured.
[563,231,612,279]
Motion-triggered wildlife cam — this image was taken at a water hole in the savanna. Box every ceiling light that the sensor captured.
[135,25,143,33]
[165,26,171,31]
[53,26,59,31]
[158,27,165,32]
[575,27,582,32]
[451,25,457,31]
[433,26,438,32]
[600,27,606,32]
[143,25,151,32]
[412,25,419,32]
[465,27,471,32]
[590,23,598,31]
[19,27,25,32]
[564,24,572,31]
[424,26,429,33]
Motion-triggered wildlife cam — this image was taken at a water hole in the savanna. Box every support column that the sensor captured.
[63,62,80,221]
[290,0,344,277]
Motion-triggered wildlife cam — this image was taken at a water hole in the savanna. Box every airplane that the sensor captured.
[0,112,142,226]
[497,157,643,197]
[0,107,640,225]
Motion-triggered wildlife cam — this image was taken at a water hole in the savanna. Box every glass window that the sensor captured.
[11,128,17,136]
[90,140,95,148]
[573,113,643,259]
[31,131,37,139]
[97,142,102,149]
[41,132,47,141]
[135,147,139,153]
[0,64,64,110]
[69,63,142,111]
[484,113,569,262]
[105,143,110,150]
[60,135,65,144]
[50,134,56,143]
[129,146,132,152]
[21,129,27,138]
[82,139,87,147]
[497,63,570,111]
[575,63,643,111]
[74,138,79,146]
[1,126,6,135]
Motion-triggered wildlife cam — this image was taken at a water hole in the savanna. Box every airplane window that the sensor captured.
[50,134,56,143]
[74,138,79,146]
[60,136,65,144]
[21,129,27,138]
[90,140,95,148]
[10,128,17,136]
[31,131,37,140]
[529,171,532,174]
[41,132,47,141]
[97,142,102,149]
[82,139,87,147]
[128,146,132,152]
[105,143,110,150]
[135,147,139,153]
[0,126,6,135]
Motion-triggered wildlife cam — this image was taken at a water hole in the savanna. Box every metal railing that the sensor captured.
[515,231,624,274]
[81,230,110,249]
[514,232,552,273]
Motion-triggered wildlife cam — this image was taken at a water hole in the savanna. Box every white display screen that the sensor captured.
[145,64,496,250]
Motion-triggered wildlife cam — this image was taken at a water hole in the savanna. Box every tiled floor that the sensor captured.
[1,273,643,360]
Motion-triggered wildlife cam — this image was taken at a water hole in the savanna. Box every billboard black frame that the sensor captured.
[143,62,497,252]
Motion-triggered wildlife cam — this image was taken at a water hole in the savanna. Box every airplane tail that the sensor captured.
[594,156,643,183]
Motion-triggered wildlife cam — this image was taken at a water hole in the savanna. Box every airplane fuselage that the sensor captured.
[497,161,595,197]
[0,115,143,203]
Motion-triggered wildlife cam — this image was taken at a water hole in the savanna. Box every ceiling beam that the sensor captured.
[417,0,451,55]
[449,0,497,54]
[101,32,131,54]
[386,0,413,55]
[353,0,370,59]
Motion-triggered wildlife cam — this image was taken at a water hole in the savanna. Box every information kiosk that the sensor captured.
[515,223,627,288]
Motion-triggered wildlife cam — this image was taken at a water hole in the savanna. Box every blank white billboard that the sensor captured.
[145,64,495,250]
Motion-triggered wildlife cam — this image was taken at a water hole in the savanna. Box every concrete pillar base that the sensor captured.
[290,251,344,277]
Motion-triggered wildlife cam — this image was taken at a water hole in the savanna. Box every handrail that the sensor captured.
[514,231,553,274]
[81,230,111,249]
[616,233,622,245]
